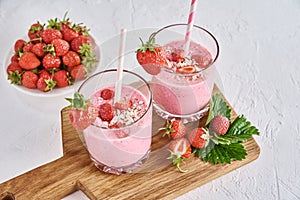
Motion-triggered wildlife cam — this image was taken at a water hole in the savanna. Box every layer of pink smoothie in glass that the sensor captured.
[152,40,213,115]
[83,85,152,167]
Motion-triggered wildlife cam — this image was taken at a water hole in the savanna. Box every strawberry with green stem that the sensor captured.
[136,33,169,75]
[66,92,98,131]
[168,138,192,173]
[160,119,186,139]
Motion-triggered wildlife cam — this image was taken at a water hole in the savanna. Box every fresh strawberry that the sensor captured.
[7,62,23,84]
[209,115,230,135]
[53,70,69,88]
[168,138,191,173]
[32,42,46,57]
[66,92,98,131]
[187,128,207,148]
[62,50,81,67]
[70,64,86,80]
[19,52,41,70]
[21,71,38,89]
[14,39,26,53]
[71,35,91,53]
[136,36,169,75]
[62,28,79,42]
[99,103,114,122]
[100,88,114,100]
[51,38,70,56]
[161,119,186,139]
[37,74,56,92]
[23,43,34,52]
[176,65,196,74]
[114,98,133,110]
[42,28,62,44]
[171,49,185,62]
[39,69,51,79]
[28,22,44,42]
[10,55,19,63]
[42,53,61,69]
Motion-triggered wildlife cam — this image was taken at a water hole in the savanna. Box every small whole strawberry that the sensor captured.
[71,35,91,53]
[21,71,38,89]
[42,28,63,44]
[168,138,192,173]
[32,42,46,57]
[14,39,26,53]
[51,38,70,56]
[99,103,114,122]
[161,119,186,139]
[42,53,61,69]
[136,35,169,75]
[62,50,81,67]
[209,115,230,135]
[70,64,87,80]
[28,22,44,42]
[19,52,41,70]
[7,62,23,84]
[100,88,114,100]
[187,128,208,149]
[37,76,56,92]
[11,55,19,63]
[62,28,79,42]
[53,70,69,88]
[66,92,98,131]
[23,43,34,52]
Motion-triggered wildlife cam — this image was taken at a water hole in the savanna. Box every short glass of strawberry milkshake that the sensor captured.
[137,24,219,123]
[77,69,153,175]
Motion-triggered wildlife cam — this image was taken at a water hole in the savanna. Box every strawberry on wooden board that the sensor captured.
[14,39,26,53]
[42,28,62,44]
[19,52,41,70]
[70,64,87,80]
[209,115,230,135]
[62,50,81,67]
[7,62,23,84]
[99,103,114,122]
[21,71,38,89]
[42,53,61,69]
[53,70,69,88]
[136,36,169,75]
[28,22,44,42]
[187,128,208,148]
[66,92,98,131]
[32,42,46,57]
[71,35,91,53]
[51,38,70,56]
[160,119,186,139]
[168,138,192,173]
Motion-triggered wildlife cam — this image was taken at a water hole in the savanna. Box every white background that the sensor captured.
[0,0,300,199]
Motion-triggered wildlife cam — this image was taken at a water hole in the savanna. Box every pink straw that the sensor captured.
[114,28,127,103]
[184,0,198,56]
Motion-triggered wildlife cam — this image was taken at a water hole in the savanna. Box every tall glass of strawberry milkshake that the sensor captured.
[77,69,152,175]
[147,24,219,123]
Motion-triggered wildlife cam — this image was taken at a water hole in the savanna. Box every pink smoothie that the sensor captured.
[151,40,214,115]
[83,85,152,167]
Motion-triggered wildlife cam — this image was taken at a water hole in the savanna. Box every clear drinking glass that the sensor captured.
[77,69,153,175]
[150,24,219,123]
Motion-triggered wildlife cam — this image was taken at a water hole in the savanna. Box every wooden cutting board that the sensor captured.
[0,86,260,200]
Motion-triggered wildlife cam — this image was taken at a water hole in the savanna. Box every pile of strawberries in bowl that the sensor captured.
[5,14,99,96]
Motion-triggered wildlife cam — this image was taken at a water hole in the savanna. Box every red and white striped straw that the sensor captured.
[114,28,127,103]
[184,0,198,56]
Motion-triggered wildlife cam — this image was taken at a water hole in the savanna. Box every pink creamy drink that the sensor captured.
[152,40,214,115]
[83,85,152,171]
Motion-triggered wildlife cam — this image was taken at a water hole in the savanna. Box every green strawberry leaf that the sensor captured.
[219,115,260,143]
[202,143,247,164]
[206,93,231,126]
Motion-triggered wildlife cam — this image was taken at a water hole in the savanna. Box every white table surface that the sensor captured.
[1,0,300,199]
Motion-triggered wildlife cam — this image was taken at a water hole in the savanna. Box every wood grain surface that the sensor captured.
[0,86,260,200]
